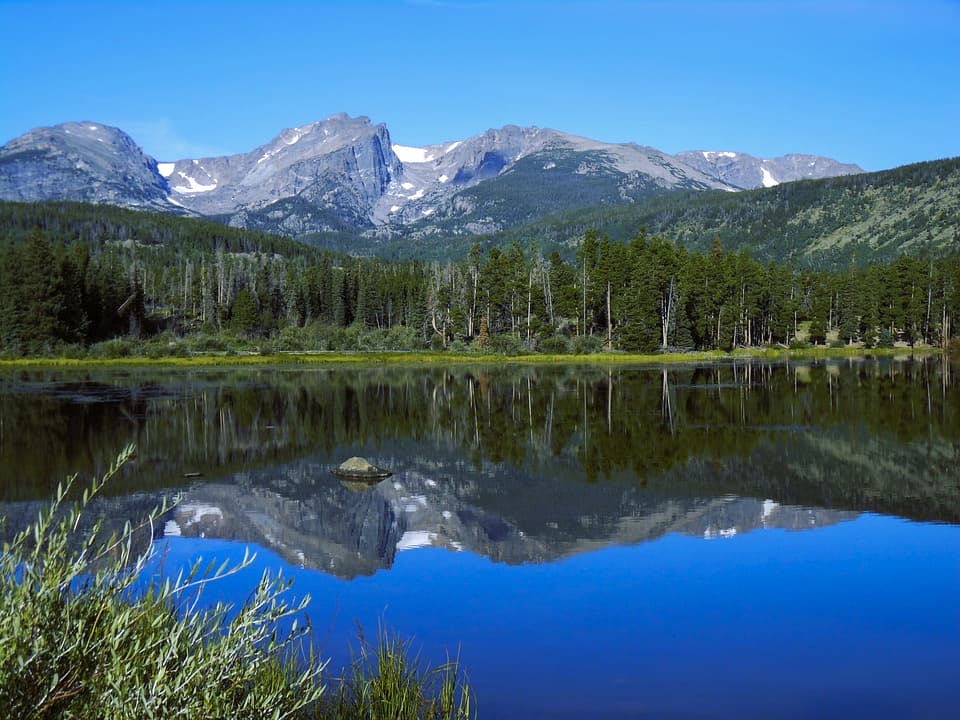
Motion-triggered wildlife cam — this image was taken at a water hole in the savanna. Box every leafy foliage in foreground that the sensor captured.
[0,445,325,719]
[0,447,475,720]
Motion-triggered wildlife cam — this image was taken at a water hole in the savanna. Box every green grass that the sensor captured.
[0,448,475,720]
[326,630,472,720]
[0,345,938,370]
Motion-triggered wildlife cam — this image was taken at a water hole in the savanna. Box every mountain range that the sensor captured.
[0,114,863,239]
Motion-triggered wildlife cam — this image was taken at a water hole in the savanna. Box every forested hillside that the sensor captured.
[497,157,960,269]
[331,157,960,269]
[1,201,958,357]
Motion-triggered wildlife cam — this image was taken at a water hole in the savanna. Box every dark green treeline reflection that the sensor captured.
[1,357,958,523]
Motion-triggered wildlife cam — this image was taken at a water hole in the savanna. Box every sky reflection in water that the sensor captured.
[152,514,960,720]
[3,360,960,718]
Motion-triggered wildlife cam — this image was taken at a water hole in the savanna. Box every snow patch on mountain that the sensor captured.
[157,162,175,178]
[393,145,434,164]
[173,171,217,193]
[760,166,779,187]
[677,150,861,190]
[702,151,738,159]
[393,141,466,166]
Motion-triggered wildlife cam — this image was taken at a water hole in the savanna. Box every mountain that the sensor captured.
[166,120,739,236]
[161,113,400,233]
[379,127,734,230]
[381,130,733,238]
[425,155,960,269]
[676,150,863,189]
[0,122,171,209]
[0,115,861,239]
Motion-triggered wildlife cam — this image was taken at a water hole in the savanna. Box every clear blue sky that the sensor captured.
[1,0,958,171]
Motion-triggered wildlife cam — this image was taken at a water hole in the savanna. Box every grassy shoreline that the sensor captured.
[0,346,940,369]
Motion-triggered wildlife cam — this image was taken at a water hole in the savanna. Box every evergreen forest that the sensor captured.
[1,201,958,357]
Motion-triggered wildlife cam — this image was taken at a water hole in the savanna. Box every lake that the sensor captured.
[1,357,958,719]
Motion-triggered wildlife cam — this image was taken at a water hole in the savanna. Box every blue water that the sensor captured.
[149,514,960,719]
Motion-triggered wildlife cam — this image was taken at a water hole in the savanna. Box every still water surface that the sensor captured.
[1,358,958,718]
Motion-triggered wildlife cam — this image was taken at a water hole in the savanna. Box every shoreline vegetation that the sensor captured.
[0,447,475,719]
[0,345,943,369]
[3,203,959,366]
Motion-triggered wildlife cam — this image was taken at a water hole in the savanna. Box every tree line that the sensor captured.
[0,202,958,355]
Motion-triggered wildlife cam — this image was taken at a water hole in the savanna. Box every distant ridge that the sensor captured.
[0,115,863,239]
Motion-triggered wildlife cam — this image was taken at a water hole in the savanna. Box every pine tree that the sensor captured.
[15,231,67,351]
[230,288,259,336]
[838,275,859,345]
[477,316,490,349]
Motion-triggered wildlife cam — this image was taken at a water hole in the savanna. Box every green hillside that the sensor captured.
[0,200,321,259]
[302,148,711,259]
[7,154,959,272]
[407,148,683,234]
[334,156,960,268]
[495,156,960,269]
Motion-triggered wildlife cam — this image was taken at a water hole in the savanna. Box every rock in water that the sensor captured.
[332,457,391,480]
[340,457,376,473]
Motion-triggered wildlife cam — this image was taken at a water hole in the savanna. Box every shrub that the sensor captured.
[571,335,603,355]
[0,446,326,719]
[273,325,311,352]
[186,333,229,353]
[385,325,421,351]
[89,337,138,358]
[487,334,521,355]
[0,448,474,720]
[539,334,572,354]
[58,343,88,359]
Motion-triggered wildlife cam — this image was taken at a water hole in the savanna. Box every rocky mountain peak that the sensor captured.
[676,150,864,189]
[0,115,867,238]
[158,113,400,231]
[0,121,170,208]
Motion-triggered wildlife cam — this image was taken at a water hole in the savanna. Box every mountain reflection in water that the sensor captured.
[1,358,958,563]
[2,358,959,718]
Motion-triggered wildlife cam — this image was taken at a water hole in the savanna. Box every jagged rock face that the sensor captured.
[161,114,401,231]
[0,122,171,208]
[376,125,557,225]
[0,115,864,237]
[380,127,735,228]
[676,150,864,189]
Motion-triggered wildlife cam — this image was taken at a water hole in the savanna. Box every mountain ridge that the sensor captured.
[0,114,864,239]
